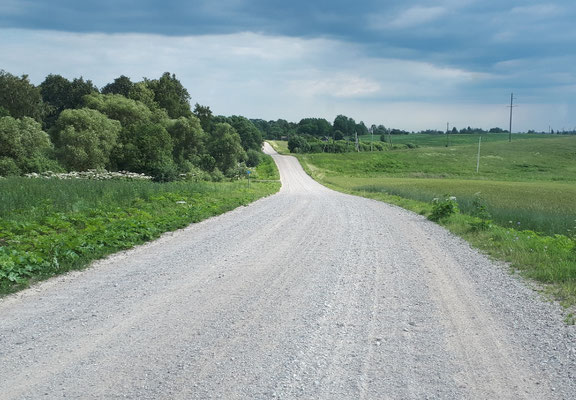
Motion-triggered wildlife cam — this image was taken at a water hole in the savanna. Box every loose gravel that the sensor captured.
[0,143,574,399]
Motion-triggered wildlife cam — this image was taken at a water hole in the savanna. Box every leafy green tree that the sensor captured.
[224,115,262,152]
[40,74,98,128]
[83,93,163,127]
[101,75,134,97]
[127,82,158,111]
[371,124,387,135]
[145,72,192,119]
[333,130,344,140]
[250,118,295,139]
[51,108,121,171]
[115,122,176,180]
[297,118,332,137]
[333,115,350,136]
[207,123,246,173]
[166,115,206,169]
[333,115,358,137]
[0,70,44,122]
[245,149,261,167]
[0,116,56,174]
[489,127,506,133]
[288,135,311,153]
[0,106,9,118]
[193,103,213,133]
[250,119,269,138]
[356,121,368,136]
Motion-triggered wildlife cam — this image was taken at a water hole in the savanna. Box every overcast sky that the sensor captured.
[1,0,575,131]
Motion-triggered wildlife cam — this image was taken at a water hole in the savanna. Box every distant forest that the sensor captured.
[1,69,574,177]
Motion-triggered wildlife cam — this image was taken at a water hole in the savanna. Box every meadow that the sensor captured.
[290,135,576,306]
[357,132,558,148]
[0,156,280,294]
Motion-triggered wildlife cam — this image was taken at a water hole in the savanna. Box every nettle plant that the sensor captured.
[429,195,459,221]
[469,194,493,231]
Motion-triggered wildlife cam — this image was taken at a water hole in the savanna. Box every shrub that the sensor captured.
[429,195,459,221]
[0,157,21,176]
[246,149,262,167]
[288,135,311,153]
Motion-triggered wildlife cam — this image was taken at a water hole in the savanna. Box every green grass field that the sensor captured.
[295,135,576,305]
[358,132,561,147]
[0,156,280,294]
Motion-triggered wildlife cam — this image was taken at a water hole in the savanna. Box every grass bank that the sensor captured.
[0,156,280,295]
[296,137,576,307]
[267,140,290,154]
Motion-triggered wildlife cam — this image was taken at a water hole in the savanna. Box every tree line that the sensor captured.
[3,68,573,172]
[0,70,262,180]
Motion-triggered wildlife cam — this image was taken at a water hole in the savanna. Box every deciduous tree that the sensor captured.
[207,123,246,173]
[52,108,121,171]
[0,70,44,122]
[145,72,192,119]
[0,116,56,174]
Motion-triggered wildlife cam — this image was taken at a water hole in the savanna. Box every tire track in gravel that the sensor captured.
[0,143,574,399]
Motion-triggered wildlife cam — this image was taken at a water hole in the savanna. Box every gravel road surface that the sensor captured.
[1,143,575,399]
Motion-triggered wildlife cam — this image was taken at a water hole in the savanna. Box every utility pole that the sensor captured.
[476,136,482,173]
[508,93,514,142]
[446,122,449,147]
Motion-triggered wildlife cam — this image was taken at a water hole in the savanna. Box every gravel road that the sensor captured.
[1,143,575,399]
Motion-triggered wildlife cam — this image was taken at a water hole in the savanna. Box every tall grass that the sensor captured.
[0,178,242,221]
[0,168,280,294]
[357,133,565,147]
[352,179,576,237]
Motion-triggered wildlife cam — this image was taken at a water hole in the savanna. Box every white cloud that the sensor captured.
[510,4,563,17]
[0,28,571,131]
[369,6,448,30]
[288,75,381,98]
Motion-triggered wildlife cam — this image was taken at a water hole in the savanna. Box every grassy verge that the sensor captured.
[0,159,280,295]
[267,140,289,154]
[251,154,280,180]
[330,177,576,237]
[296,147,576,308]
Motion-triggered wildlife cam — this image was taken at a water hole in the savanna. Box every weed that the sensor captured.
[429,195,459,221]
[469,194,492,231]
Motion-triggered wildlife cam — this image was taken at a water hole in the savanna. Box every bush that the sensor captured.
[288,135,311,153]
[246,149,262,167]
[0,157,21,176]
[429,195,459,221]
[148,160,179,182]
